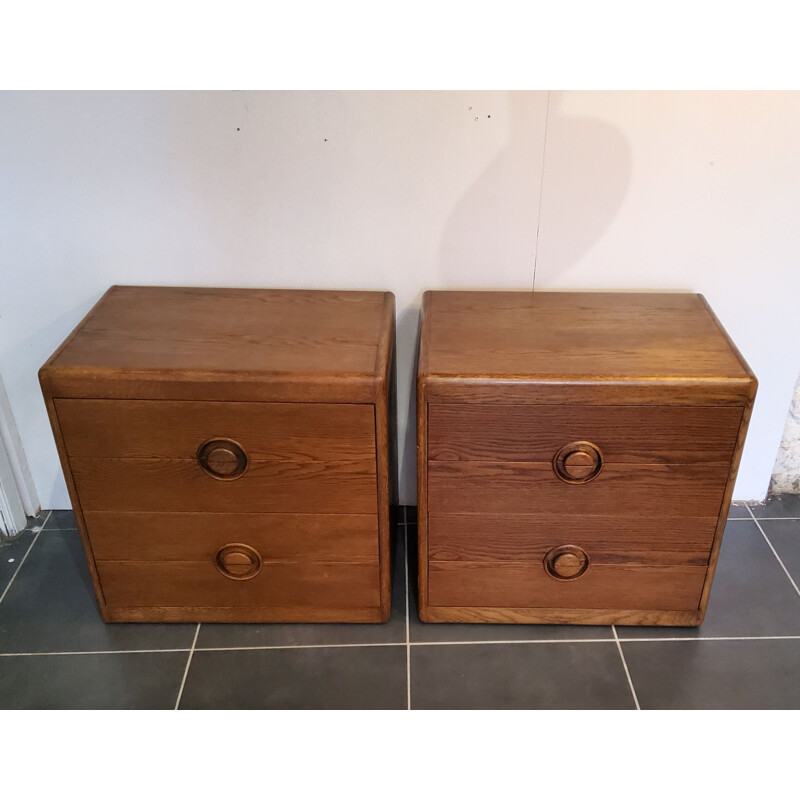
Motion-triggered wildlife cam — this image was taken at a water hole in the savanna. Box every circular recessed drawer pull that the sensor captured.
[543,544,590,581]
[553,440,603,483]
[215,543,262,581]
[197,438,248,480]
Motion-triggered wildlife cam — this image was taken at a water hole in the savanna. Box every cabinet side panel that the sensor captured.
[374,311,396,622]
[697,386,758,620]
[41,393,108,618]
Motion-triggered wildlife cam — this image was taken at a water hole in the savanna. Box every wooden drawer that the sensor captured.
[96,560,380,609]
[69,457,377,513]
[427,461,730,517]
[428,513,716,566]
[428,561,706,611]
[428,404,742,464]
[56,399,376,461]
[83,511,379,562]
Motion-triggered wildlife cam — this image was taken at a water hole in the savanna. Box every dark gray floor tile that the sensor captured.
[180,645,407,709]
[411,642,635,709]
[406,526,613,643]
[0,529,196,653]
[750,495,800,518]
[619,520,800,640]
[45,509,77,529]
[760,518,800,586]
[0,530,37,596]
[0,651,188,709]
[196,525,407,649]
[727,502,752,519]
[623,638,800,709]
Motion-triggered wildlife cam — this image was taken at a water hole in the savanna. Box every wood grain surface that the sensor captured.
[103,605,386,623]
[39,285,396,624]
[428,461,729,517]
[416,290,757,625]
[96,560,380,609]
[420,606,703,626]
[423,291,751,380]
[427,513,716,566]
[428,561,706,611]
[40,286,394,403]
[83,511,379,562]
[56,399,376,461]
[69,456,378,514]
[428,404,742,464]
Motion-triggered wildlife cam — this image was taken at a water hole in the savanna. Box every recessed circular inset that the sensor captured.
[197,438,248,480]
[553,441,603,484]
[543,544,590,581]
[214,543,262,581]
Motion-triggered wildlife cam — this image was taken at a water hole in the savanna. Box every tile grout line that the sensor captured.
[174,623,200,710]
[747,505,800,596]
[612,625,641,711]
[4,633,800,659]
[0,648,193,657]
[0,511,51,608]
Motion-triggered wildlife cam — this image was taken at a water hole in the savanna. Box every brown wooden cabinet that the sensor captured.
[416,291,756,626]
[40,286,396,623]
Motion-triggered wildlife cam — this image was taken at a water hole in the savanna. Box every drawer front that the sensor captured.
[83,511,379,562]
[428,513,716,566]
[56,399,376,461]
[428,461,729,517]
[428,561,706,611]
[96,560,380,609]
[428,404,742,464]
[70,457,377,513]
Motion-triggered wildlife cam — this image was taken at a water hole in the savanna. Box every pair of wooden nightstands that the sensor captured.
[39,287,756,627]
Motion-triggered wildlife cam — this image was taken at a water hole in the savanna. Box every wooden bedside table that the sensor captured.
[39,286,396,623]
[416,291,756,626]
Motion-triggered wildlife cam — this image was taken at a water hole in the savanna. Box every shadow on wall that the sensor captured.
[397,305,421,507]
[437,91,633,287]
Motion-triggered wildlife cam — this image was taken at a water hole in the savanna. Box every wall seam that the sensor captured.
[532,90,551,291]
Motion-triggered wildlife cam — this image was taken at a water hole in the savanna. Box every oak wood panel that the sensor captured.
[42,396,108,611]
[428,404,742,464]
[44,286,387,375]
[423,291,750,380]
[83,511,379,562]
[422,379,752,406]
[39,287,395,403]
[429,561,706,611]
[56,399,376,461]
[696,377,758,619]
[40,374,381,404]
[427,513,716,566]
[70,457,377,513]
[421,606,703,626]
[374,296,396,621]
[428,461,729,517]
[416,306,431,616]
[96,560,380,609]
[103,606,385,623]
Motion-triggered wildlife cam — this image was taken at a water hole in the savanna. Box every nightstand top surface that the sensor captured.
[421,291,752,382]
[41,286,394,401]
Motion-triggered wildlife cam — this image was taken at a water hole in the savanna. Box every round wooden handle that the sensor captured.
[197,439,248,479]
[553,441,603,483]
[215,543,262,581]
[544,544,590,581]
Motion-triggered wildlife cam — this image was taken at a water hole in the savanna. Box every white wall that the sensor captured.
[0,91,796,508]
[534,91,800,503]
[0,90,547,508]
